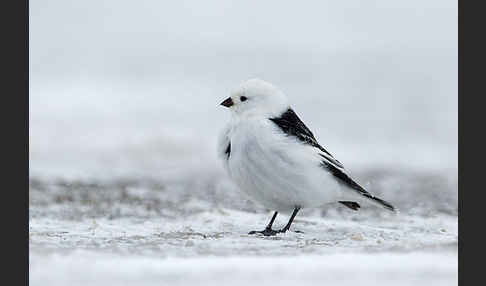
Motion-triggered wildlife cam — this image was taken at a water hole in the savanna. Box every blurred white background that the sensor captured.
[29,0,457,180]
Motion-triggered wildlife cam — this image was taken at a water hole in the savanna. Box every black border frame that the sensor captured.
[1,0,28,285]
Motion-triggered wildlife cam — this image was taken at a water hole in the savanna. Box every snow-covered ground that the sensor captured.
[30,212,457,286]
[29,168,457,286]
[31,252,456,286]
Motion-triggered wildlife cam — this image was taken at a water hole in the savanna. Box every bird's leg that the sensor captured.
[249,211,279,236]
[278,207,301,233]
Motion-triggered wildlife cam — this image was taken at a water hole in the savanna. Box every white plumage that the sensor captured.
[218,79,394,234]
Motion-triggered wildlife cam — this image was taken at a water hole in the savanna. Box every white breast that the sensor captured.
[226,118,346,212]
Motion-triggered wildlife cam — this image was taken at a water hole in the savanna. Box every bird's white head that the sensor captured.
[220,78,289,118]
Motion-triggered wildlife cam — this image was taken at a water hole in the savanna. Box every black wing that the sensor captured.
[322,161,395,211]
[269,108,395,212]
[269,108,343,168]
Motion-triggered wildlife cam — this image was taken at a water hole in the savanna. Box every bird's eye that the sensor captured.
[240,96,248,102]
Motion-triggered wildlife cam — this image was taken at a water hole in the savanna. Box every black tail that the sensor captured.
[339,201,360,211]
[320,161,396,212]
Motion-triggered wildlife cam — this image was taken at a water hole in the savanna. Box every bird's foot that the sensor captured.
[248,228,279,236]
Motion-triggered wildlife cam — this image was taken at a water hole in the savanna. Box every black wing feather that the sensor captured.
[269,108,343,168]
[322,161,395,212]
[270,108,395,212]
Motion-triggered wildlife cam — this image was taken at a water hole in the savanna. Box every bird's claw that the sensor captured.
[248,228,279,236]
[248,228,304,236]
[248,228,303,236]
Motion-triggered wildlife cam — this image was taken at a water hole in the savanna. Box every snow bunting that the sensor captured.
[218,78,395,236]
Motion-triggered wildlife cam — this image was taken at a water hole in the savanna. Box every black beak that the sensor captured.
[220,97,234,108]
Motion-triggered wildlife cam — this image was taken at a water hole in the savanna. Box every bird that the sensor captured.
[218,78,395,236]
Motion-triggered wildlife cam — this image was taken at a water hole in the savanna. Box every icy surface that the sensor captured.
[30,172,457,286]
[31,252,456,286]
